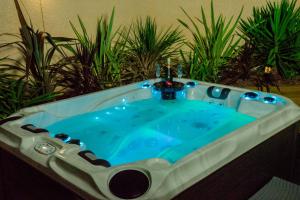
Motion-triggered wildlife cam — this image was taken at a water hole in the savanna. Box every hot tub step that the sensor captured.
[249,177,300,200]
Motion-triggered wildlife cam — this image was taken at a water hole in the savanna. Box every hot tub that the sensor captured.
[0,79,299,200]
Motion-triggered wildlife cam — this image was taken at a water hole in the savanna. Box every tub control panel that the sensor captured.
[34,142,56,155]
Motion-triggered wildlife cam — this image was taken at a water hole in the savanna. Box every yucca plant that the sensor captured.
[56,17,102,96]
[179,1,243,82]
[0,0,60,118]
[0,0,62,96]
[94,14,128,85]
[57,8,127,97]
[0,58,55,119]
[125,17,183,80]
[0,77,56,119]
[239,0,300,79]
[0,58,16,95]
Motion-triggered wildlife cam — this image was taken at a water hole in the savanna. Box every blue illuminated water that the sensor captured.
[46,99,256,166]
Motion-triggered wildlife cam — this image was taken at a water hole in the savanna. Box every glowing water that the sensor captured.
[47,99,256,166]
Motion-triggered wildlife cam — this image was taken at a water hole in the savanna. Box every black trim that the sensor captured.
[54,133,70,141]
[78,150,111,167]
[67,139,81,146]
[207,86,231,100]
[153,81,184,92]
[21,124,49,133]
[0,116,22,126]
[153,81,185,100]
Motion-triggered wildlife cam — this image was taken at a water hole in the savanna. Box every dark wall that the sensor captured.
[173,123,299,200]
[0,148,83,200]
[295,131,300,184]
[0,149,5,200]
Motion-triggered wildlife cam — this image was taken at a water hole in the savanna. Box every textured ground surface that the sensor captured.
[249,177,300,200]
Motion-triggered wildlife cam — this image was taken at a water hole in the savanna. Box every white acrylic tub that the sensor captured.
[0,78,299,200]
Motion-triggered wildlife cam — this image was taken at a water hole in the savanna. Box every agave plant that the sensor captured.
[179,1,243,82]
[57,8,127,97]
[125,16,183,80]
[239,0,300,79]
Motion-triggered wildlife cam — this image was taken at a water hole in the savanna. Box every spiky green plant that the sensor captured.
[179,1,243,82]
[0,0,60,118]
[125,16,183,80]
[0,77,55,119]
[0,0,62,96]
[57,8,127,97]
[0,58,55,119]
[239,0,300,79]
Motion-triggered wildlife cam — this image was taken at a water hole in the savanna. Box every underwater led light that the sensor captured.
[142,82,151,88]
[79,142,86,150]
[212,87,222,98]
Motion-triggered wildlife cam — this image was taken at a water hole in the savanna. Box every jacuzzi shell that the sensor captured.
[0,78,300,200]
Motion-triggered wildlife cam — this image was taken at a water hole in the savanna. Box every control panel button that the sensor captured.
[34,142,56,155]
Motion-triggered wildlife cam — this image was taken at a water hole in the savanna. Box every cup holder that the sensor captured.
[109,169,150,199]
